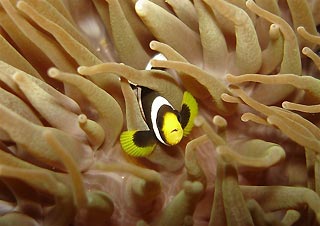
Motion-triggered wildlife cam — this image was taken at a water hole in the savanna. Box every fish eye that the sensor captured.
[171,129,178,133]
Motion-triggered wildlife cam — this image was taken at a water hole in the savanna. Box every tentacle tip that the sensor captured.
[12,72,24,82]
[246,0,254,7]
[240,114,249,122]
[266,116,275,125]
[221,93,237,103]
[277,148,286,160]
[47,67,60,78]
[183,180,203,194]
[225,73,236,82]
[149,40,158,49]
[302,47,311,55]
[194,116,204,127]
[269,24,280,38]
[16,1,23,8]
[135,0,147,14]
[78,114,88,124]
[77,66,87,74]
[213,115,227,127]
[221,93,229,99]
[216,146,223,155]
[282,101,289,109]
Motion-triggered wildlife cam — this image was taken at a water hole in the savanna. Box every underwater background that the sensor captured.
[0,0,320,225]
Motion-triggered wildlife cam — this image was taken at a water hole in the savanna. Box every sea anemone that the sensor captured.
[0,0,319,225]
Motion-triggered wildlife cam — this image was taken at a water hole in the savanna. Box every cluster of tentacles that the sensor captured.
[0,0,320,225]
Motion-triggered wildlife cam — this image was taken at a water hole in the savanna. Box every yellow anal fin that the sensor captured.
[120,130,156,157]
[180,91,198,136]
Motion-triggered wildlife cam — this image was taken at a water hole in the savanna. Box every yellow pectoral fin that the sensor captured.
[120,130,156,157]
[180,91,198,136]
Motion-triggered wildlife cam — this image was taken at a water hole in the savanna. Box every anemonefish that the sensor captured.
[120,54,198,157]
